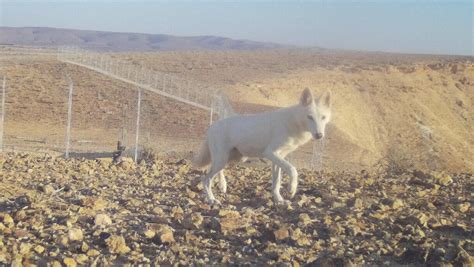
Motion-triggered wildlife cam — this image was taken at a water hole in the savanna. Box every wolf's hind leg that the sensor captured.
[218,170,227,194]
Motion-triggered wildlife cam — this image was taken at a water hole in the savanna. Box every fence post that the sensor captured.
[134,88,142,163]
[0,76,6,152]
[65,75,74,158]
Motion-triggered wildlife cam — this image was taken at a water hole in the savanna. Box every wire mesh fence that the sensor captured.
[0,48,327,170]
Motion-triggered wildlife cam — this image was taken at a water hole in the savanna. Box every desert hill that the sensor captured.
[0,46,472,172]
[0,27,285,51]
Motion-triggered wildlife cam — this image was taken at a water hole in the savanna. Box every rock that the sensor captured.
[42,184,55,194]
[76,254,88,265]
[298,213,312,226]
[274,226,290,240]
[182,213,203,230]
[219,217,245,233]
[118,159,135,170]
[392,199,404,209]
[1,213,14,225]
[152,207,164,215]
[290,228,311,246]
[34,245,45,254]
[144,229,155,239]
[353,198,364,209]
[81,242,89,253]
[14,195,31,207]
[105,235,131,254]
[94,214,112,226]
[171,206,184,220]
[81,197,108,211]
[432,172,453,186]
[14,210,27,221]
[219,209,240,218]
[457,202,470,213]
[151,224,175,244]
[68,228,84,241]
[63,257,77,267]
[86,249,100,257]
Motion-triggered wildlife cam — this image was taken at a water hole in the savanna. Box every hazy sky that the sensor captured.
[0,0,472,55]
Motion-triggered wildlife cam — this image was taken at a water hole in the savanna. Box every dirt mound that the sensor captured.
[0,153,472,265]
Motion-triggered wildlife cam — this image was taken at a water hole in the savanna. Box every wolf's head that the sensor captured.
[299,88,332,140]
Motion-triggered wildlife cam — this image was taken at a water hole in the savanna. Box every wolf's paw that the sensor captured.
[275,199,291,206]
[288,184,297,199]
[207,198,221,206]
[273,195,290,206]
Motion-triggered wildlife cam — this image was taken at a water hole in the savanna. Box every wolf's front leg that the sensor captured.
[218,170,227,194]
[266,152,298,203]
[271,163,284,203]
[287,165,298,198]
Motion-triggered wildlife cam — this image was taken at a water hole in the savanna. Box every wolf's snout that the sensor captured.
[313,132,323,139]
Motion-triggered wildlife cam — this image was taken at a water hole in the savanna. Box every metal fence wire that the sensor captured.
[0,47,325,170]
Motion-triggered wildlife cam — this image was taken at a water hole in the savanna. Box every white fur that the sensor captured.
[193,88,332,205]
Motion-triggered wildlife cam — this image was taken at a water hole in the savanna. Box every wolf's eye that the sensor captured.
[307,115,314,121]
[322,116,326,120]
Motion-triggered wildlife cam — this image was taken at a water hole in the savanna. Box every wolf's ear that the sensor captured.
[319,90,332,108]
[300,88,313,106]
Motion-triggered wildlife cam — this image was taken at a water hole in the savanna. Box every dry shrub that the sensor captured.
[375,143,415,176]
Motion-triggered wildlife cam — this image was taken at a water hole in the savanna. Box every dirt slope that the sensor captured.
[0,48,472,172]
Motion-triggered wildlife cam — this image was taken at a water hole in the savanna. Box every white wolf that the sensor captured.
[193,88,332,205]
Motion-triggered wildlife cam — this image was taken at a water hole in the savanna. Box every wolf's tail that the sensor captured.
[192,138,211,169]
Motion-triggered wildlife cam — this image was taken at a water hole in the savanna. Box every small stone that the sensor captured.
[155,225,175,244]
[81,242,89,253]
[94,214,112,226]
[118,159,135,170]
[392,199,404,209]
[152,207,164,215]
[105,235,131,254]
[432,172,453,186]
[14,210,27,221]
[274,226,290,240]
[219,217,245,233]
[2,214,14,225]
[183,213,204,230]
[42,184,55,194]
[219,209,240,218]
[34,245,45,254]
[457,202,470,213]
[171,206,184,220]
[75,254,88,264]
[144,229,155,239]
[63,257,77,267]
[87,249,100,257]
[68,228,84,241]
[298,213,311,226]
[353,198,364,209]
[81,197,108,211]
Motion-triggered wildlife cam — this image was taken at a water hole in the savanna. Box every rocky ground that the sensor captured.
[0,152,472,266]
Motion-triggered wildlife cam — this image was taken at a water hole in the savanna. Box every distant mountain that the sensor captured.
[0,27,287,52]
